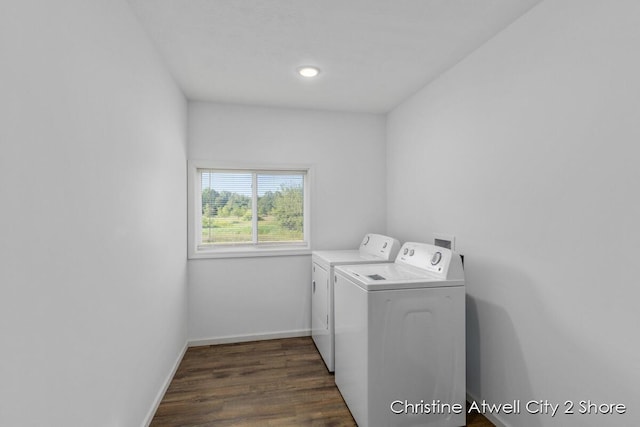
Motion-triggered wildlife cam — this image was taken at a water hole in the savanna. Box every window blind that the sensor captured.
[199,169,305,246]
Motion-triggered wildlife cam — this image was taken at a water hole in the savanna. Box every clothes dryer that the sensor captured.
[334,242,465,427]
[312,234,400,372]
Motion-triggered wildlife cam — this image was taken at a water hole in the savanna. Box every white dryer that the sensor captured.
[312,234,400,372]
[334,242,465,427]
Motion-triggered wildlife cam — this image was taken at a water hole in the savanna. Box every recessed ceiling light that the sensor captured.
[297,66,320,78]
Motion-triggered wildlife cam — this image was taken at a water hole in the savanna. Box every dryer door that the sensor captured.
[311,262,329,336]
[311,262,333,369]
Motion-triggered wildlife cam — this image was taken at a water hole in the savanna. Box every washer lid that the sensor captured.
[335,262,463,291]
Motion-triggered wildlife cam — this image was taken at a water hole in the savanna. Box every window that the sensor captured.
[188,162,310,258]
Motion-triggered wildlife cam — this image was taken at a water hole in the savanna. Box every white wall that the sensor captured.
[0,1,187,426]
[188,102,386,343]
[387,1,639,426]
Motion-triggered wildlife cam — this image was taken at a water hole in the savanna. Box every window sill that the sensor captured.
[188,244,311,260]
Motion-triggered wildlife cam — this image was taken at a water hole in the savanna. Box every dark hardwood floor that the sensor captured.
[151,337,494,426]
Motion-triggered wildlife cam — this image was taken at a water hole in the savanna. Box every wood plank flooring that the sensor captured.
[151,337,494,426]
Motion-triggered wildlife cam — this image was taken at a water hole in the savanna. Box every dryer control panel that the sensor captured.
[359,233,401,260]
[396,242,452,276]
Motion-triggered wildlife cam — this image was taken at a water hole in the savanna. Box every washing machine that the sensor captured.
[334,242,465,427]
[312,234,400,372]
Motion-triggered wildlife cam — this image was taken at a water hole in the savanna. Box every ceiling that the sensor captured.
[127,0,542,113]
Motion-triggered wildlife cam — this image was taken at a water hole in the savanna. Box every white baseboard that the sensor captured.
[188,329,311,347]
[466,391,510,427]
[142,342,188,427]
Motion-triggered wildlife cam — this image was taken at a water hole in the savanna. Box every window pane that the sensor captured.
[201,171,253,245]
[257,174,304,243]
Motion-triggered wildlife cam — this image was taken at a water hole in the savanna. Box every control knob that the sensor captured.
[431,251,442,265]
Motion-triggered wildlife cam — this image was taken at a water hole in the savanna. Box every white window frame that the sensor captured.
[187,160,312,259]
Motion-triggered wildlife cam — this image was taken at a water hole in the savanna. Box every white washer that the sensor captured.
[334,242,465,427]
[312,234,400,372]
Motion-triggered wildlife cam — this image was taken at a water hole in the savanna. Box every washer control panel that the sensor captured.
[359,233,401,260]
[396,242,452,275]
